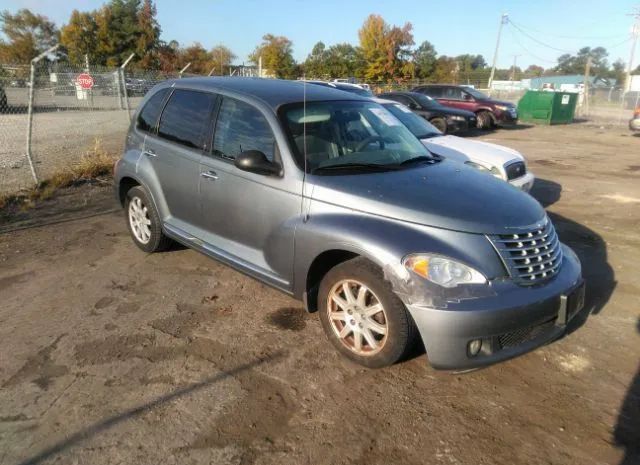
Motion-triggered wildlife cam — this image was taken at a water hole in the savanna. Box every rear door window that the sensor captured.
[212,97,275,161]
[157,89,216,150]
[137,88,170,133]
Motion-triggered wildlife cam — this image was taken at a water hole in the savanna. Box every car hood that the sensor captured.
[422,135,524,167]
[309,159,544,234]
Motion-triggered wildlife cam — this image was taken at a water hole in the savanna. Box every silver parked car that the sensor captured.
[114,78,585,370]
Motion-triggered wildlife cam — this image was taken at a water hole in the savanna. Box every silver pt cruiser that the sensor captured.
[114,78,585,370]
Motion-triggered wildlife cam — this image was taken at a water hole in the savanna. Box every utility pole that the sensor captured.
[510,54,521,84]
[624,7,640,93]
[488,13,509,93]
[582,56,592,116]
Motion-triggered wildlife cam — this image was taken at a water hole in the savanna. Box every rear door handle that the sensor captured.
[143,149,156,157]
[201,170,218,180]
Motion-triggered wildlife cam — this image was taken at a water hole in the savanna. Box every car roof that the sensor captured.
[165,77,367,109]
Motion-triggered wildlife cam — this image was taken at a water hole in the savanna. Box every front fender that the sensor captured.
[292,200,506,300]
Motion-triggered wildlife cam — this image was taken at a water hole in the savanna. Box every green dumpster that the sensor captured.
[517,90,578,124]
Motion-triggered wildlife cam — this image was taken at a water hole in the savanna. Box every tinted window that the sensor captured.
[158,89,216,150]
[421,86,442,98]
[137,88,169,133]
[442,87,464,100]
[213,97,275,161]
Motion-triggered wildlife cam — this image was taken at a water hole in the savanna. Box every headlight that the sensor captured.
[403,254,487,288]
[464,161,504,179]
[447,115,466,121]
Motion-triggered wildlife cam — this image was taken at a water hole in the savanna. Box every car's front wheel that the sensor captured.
[318,257,417,368]
[124,186,172,253]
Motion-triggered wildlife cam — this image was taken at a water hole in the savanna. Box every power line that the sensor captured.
[508,28,559,64]
[507,19,629,41]
[508,20,574,53]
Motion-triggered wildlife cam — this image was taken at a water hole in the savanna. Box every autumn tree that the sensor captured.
[249,34,296,78]
[209,45,236,75]
[60,10,98,65]
[136,0,161,68]
[0,9,58,63]
[358,14,414,81]
[524,64,544,77]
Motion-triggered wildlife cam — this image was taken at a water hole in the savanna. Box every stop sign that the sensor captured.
[76,73,94,90]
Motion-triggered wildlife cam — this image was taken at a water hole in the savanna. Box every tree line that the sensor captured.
[1,2,638,83]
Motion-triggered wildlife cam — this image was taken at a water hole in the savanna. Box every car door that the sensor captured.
[143,88,217,229]
[197,95,300,291]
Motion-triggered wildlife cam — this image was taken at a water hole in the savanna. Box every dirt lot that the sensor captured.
[0,124,638,465]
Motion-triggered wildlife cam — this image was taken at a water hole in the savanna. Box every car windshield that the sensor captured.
[412,94,440,108]
[464,87,489,99]
[281,100,435,173]
[383,103,442,139]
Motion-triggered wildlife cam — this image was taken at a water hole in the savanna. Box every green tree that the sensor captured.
[431,56,457,83]
[413,40,437,78]
[358,14,414,81]
[0,9,58,63]
[60,10,98,65]
[249,34,296,79]
[555,46,609,76]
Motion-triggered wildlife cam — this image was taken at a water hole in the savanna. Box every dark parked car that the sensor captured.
[377,91,476,134]
[412,84,518,129]
[114,77,584,370]
[0,85,7,112]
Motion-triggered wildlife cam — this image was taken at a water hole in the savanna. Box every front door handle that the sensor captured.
[201,170,218,180]
[143,149,156,157]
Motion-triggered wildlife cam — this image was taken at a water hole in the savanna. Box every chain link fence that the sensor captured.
[1,62,638,196]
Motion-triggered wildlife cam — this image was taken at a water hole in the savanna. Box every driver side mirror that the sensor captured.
[234,150,281,176]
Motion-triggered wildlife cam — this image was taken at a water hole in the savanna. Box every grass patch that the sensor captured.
[0,138,117,216]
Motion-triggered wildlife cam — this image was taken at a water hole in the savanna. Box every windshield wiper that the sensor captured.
[312,163,399,174]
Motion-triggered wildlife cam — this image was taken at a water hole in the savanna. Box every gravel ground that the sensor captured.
[0,124,638,465]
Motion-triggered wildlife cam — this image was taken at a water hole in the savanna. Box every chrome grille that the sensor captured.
[505,161,526,180]
[491,218,563,285]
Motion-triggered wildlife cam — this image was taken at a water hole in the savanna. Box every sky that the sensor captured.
[1,0,639,70]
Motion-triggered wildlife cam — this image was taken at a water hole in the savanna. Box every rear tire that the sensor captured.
[429,117,448,134]
[124,186,172,253]
[318,257,417,368]
[476,111,494,130]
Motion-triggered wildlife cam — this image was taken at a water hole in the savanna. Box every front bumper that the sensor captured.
[508,171,535,192]
[404,244,583,370]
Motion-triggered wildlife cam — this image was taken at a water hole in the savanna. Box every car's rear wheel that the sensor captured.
[318,257,417,368]
[429,117,447,134]
[476,111,493,130]
[124,186,172,253]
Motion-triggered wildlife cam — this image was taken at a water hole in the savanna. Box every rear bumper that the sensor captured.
[508,171,535,192]
[404,244,583,370]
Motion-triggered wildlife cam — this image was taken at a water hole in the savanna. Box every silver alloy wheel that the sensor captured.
[327,279,388,356]
[128,196,152,244]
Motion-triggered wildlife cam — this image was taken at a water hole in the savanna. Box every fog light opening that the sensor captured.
[467,339,482,357]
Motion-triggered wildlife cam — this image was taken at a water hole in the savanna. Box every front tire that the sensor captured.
[124,186,172,253]
[476,111,494,130]
[429,117,448,134]
[318,257,417,368]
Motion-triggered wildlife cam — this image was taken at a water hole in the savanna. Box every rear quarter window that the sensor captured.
[137,88,170,133]
[157,89,216,150]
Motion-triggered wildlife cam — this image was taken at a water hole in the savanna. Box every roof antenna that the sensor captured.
[302,74,310,223]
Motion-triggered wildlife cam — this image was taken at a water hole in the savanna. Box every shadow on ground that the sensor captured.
[16,351,283,465]
[613,318,640,465]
